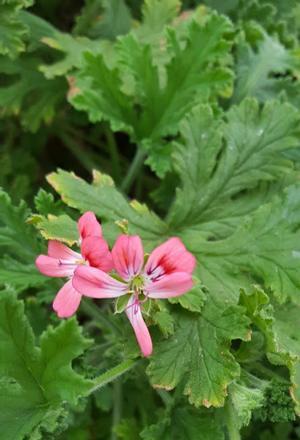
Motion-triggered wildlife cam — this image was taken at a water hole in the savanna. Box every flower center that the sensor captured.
[130,274,145,293]
[75,258,86,266]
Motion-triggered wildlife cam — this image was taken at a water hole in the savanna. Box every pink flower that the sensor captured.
[35,212,113,318]
[73,235,196,357]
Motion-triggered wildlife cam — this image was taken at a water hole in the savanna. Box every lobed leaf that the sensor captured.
[0,292,92,439]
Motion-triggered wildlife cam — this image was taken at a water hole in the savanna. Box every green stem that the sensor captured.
[105,127,121,182]
[81,299,121,334]
[225,396,241,440]
[89,359,138,394]
[251,362,287,383]
[121,148,146,193]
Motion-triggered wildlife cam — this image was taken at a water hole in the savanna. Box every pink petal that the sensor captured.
[126,295,153,357]
[144,237,196,280]
[112,235,144,281]
[145,272,194,299]
[53,279,82,318]
[78,211,102,239]
[72,266,128,298]
[35,255,76,278]
[48,240,82,261]
[81,236,113,272]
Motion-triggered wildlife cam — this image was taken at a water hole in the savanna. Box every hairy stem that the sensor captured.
[121,148,146,193]
[225,395,241,440]
[89,359,138,394]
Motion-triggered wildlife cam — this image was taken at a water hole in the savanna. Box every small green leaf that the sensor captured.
[46,169,167,247]
[0,0,33,58]
[33,214,78,246]
[168,278,206,313]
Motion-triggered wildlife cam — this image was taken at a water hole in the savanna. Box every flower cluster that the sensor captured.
[36,212,196,356]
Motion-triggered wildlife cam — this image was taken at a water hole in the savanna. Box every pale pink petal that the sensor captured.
[35,255,76,278]
[145,272,193,299]
[72,266,128,298]
[48,240,82,261]
[112,235,144,281]
[81,236,113,272]
[126,295,152,357]
[53,279,82,318]
[78,211,102,239]
[144,237,196,280]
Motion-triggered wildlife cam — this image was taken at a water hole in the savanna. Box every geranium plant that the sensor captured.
[1,0,300,439]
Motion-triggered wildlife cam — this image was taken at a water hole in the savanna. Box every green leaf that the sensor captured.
[0,189,40,260]
[228,373,265,429]
[137,0,181,42]
[152,309,174,337]
[75,0,132,40]
[240,288,300,414]
[0,55,66,131]
[0,292,92,439]
[0,257,46,292]
[194,185,300,304]
[147,300,250,408]
[0,0,33,58]
[32,214,78,246]
[70,12,233,175]
[232,34,300,103]
[46,169,168,247]
[168,280,206,313]
[141,405,224,440]
[40,33,104,80]
[69,51,135,133]
[168,98,300,234]
[34,189,65,216]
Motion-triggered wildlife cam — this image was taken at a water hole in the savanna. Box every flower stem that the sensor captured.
[225,395,241,440]
[121,148,146,193]
[89,359,138,394]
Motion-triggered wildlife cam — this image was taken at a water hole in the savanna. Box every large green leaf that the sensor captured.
[192,186,300,304]
[168,98,300,233]
[0,292,92,439]
[70,12,233,176]
[147,300,250,408]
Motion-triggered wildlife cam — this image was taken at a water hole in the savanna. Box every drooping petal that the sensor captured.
[145,272,194,299]
[48,240,82,261]
[112,235,144,281]
[81,236,113,272]
[53,279,82,318]
[78,211,102,239]
[126,295,152,357]
[73,266,127,298]
[35,255,76,278]
[144,237,196,280]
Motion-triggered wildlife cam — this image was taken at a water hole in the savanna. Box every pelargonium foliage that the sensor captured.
[1,0,300,439]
